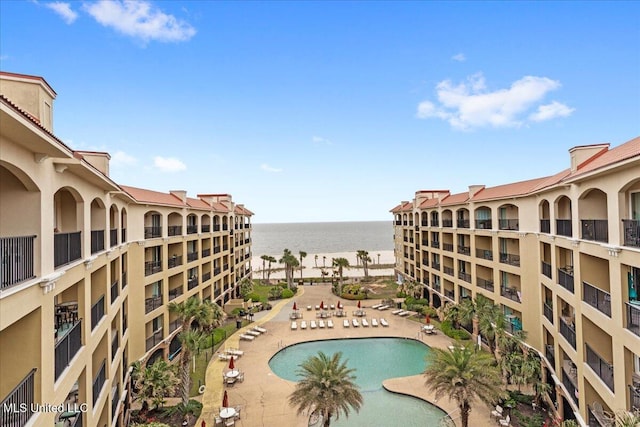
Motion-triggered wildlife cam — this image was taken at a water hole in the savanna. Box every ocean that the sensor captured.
[250,221,394,257]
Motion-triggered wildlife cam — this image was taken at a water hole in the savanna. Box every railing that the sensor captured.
[202,224,211,232]
[187,277,199,290]
[187,225,198,234]
[456,219,470,228]
[202,272,211,282]
[585,343,614,391]
[168,287,183,301]
[91,295,105,330]
[403,221,407,226]
[476,248,493,261]
[213,224,221,232]
[562,370,578,404]
[442,219,453,228]
[223,244,229,251]
[541,261,552,279]
[214,267,221,276]
[432,281,441,293]
[442,243,453,252]
[395,220,402,226]
[168,256,182,269]
[556,219,572,237]
[168,225,182,236]
[544,303,553,323]
[477,278,494,292]
[629,385,640,411]
[145,295,162,314]
[145,260,162,275]
[421,258,429,267]
[558,267,574,292]
[457,245,470,256]
[55,319,82,380]
[93,360,106,405]
[540,219,551,233]
[224,263,229,271]
[111,384,120,418]
[202,248,211,257]
[626,302,640,336]
[444,289,455,300]
[421,220,428,226]
[110,280,119,304]
[501,286,521,302]
[581,219,608,243]
[458,272,472,283]
[169,319,181,333]
[0,368,36,427]
[403,237,408,242]
[498,219,519,230]
[0,235,36,289]
[54,231,82,268]
[431,240,439,249]
[475,219,492,229]
[146,329,163,351]
[583,281,611,317]
[499,252,520,267]
[623,219,640,248]
[431,218,440,227]
[559,317,576,349]
[122,271,127,288]
[144,226,162,238]
[421,239,429,246]
[110,228,118,248]
[245,238,251,244]
[121,228,126,243]
[214,288,221,298]
[187,252,198,262]
[111,333,119,361]
[214,246,221,254]
[432,262,440,271]
[91,230,105,254]
[443,266,454,276]
[545,344,555,368]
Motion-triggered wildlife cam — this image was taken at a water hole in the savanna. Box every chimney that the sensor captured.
[468,185,485,198]
[170,190,187,204]
[0,71,57,132]
[569,144,609,172]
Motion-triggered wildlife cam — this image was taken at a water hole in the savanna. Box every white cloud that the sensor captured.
[153,156,186,172]
[529,101,575,122]
[452,53,466,62]
[0,55,8,61]
[312,136,332,145]
[260,163,283,173]
[416,73,573,129]
[44,2,78,24]
[111,150,138,167]
[84,0,196,43]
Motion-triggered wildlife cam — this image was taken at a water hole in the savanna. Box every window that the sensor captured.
[632,192,640,220]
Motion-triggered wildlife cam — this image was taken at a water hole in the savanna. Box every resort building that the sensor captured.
[0,71,253,427]
[391,136,640,426]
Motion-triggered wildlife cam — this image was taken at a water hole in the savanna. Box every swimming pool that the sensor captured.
[269,337,450,427]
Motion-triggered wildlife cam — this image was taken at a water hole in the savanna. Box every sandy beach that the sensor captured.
[251,250,396,280]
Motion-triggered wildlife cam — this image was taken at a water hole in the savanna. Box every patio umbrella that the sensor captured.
[293,302,297,311]
[426,315,430,324]
[222,390,229,408]
[320,301,324,309]
[229,356,235,370]
[201,421,206,427]
[357,300,361,309]
[337,301,342,309]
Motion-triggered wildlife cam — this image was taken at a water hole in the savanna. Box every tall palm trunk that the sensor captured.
[323,410,332,427]
[180,348,191,406]
[460,401,471,427]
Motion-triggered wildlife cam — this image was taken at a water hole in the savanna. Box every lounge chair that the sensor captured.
[215,416,223,426]
[300,320,307,329]
[226,349,244,356]
[361,318,369,327]
[422,325,435,334]
[380,318,389,327]
[234,406,242,419]
[254,326,267,333]
[491,405,503,419]
[318,320,325,328]
[499,414,510,426]
[237,372,244,382]
[352,318,359,327]
[371,318,378,327]
[343,319,350,327]
[225,419,235,426]
[291,321,297,330]
[378,305,390,310]
[399,311,410,317]
[247,330,260,336]
[327,319,334,328]
[392,309,403,315]
[371,303,382,309]
[310,320,317,329]
[239,334,255,341]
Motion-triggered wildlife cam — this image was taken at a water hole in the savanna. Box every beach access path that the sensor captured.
[196,284,496,427]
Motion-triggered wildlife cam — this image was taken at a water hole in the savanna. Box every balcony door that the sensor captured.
[632,192,640,220]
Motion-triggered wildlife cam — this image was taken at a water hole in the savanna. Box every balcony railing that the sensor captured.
[499,252,520,267]
[110,280,119,304]
[55,319,82,380]
[477,278,494,292]
[626,302,640,336]
[214,288,221,298]
[432,262,440,271]
[214,246,221,254]
[475,219,492,230]
[169,319,181,333]
[431,218,440,227]
[111,333,119,361]
[558,267,574,292]
[540,219,551,233]
[110,228,118,248]
[214,267,221,276]
[0,235,36,289]
[421,258,429,267]
[202,271,211,282]
[544,302,554,324]
[559,317,576,349]
[456,219,470,228]
[458,272,472,283]
[476,248,493,261]
[121,228,126,243]
[187,225,198,234]
[223,244,229,251]
[562,370,578,404]
[545,344,555,368]
[501,286,521,302]
[168,287,183,301]
[91,230,105,254]
[54,231,82,268]
[421,220,428,226]
[145,260,163,275]
[168,255,182,269]
[202,224,211,232]
[202,248,211,257]
[623,219,640,248]
[91,295,105,330]
[442,243,453,252]
[213,224,221,232]
[187,277,199,290]
[145,295,162,314]
[629,385,640,411]
[556,219,572,237]
[443,266,454,276]
[457,245,470,256]
[432,281,441,293]
[168,225,182,236]
[585,343,614,392]
[187,252,199,262]
[583,281,611,317]
[498,219,519,230]
[93,360,106,405]
[581,219,608,243]
[541,261,552,279]
[431,241,439,249]
[444,289,455,300]
[145,329,163,351]
[442,219,453,228]
[144,226,162,239]
[0,368,36,427]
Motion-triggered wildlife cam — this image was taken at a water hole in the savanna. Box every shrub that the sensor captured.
[439,320,471,340]
[246,292,262,303]
[396,291,407,298]
[281,288,295,298]
[132,423,173,427]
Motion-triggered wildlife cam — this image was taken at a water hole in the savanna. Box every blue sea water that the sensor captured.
[250,221,394,257]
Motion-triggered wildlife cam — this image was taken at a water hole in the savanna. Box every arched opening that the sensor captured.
[147,348,164,366]
[555,196,573,237]
[432,293,442,309]
[222,216,229,231]
[442,209,453,227]
[109,205,119,248]
[201,214,211,233]
[168,335,182,361]
[456,208,470,228]
[90,198,106,254]
[213,215,221,231]
[430,210,439,227]
[187,214,198,234]
[620,178,640,247]
[144,211,162,239]
[578,188,609,243]
[168,212,182,236]
[120,208,128,243]
[474,206,492,229]
[539,200,551,233]
[497,204,519,230]
[420,212,428,227]
[54,188,83,268]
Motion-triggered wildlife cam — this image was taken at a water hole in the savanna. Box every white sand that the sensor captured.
[251,250,395,279]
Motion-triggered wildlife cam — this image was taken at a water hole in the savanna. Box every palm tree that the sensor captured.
[260,254,270,282]
[423,343,506,427]
[265,255,277,283]
[239,277,253,299]
[279,249,299,289]
[314,254,318,267]
[289,351,363,427]
[299,250,307,280]
[356,250,371,279]
[332,257,350,288]
[133,359,179,409]
[322,255,326,268]
[458,294,494,339]
[176,329,205,405]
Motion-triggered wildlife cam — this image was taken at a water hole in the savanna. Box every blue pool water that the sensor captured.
[269,338,449,427]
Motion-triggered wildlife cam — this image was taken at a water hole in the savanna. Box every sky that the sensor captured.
[1,1,639,223]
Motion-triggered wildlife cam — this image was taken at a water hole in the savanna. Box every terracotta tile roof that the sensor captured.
[235,205,254,215]
[400,202,414,212]
[439,192,469,206]
[568,136,640,178]
[418,198,440,209]
[211,202,230,213]
[531,168,571,192]
[186,197,211,210]
[472,177,550,201]
[120,185,185,207]
[390,203,404,213]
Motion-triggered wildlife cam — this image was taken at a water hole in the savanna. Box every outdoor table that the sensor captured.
[225,370,239,379]
[220,407,237,419]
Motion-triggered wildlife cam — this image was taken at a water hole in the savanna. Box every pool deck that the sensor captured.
[196,284,496,427]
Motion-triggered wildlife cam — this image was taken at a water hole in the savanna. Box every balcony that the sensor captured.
[501,286,521,303]
[543,302,553,324]
[562,370,578,404]
[556,219,572,237]
[145,295,162,314]
[187,225,198,234]
[541,261,552,279]
[146,329,163,351]
[477,278,494,292]
[432,262,440,271]
[585,343,614,392]
[168,225,182,236]
[202,248,211,258]
[92,360,106,405]
[583,281,611,317]
[111,333,119,361]
[0,368,36,427]
[623,219,640,247]
[476,248,493,261]
[214,246,221,254]
[629,385,640,411]
[223,244,229,251]
[421,220,428,226]
[475,219,492,230]
[498,219,519,231]
[442,219,453,228]
[558,267,574,293]
[442,243,453,252]
[0,235,36,289]
[421,258,429,267]
[626,302,640,336]
[540,219,551,233]
[55,319,82,380]
[395,220,401,226]
[145,260,163,276]
[444,289,455,300]
[110,228,118,248]
[456,219,470,228]
[458,272,472,283]
[432,281,441,293]
[443,266,454,276]
[202,271,211,282]
[169,319,181,333]
[202,224,211,233]
[581,219,608,243]
[187,252,199,262]
[214,224,221,232]
[545,345,555,368]
[499,252,520,267]
[121,228,126,243]
[91,295,105,330]
[187,277,199,290]
[457,245,470,256]
[144,226,162,239]
[430,241,439,249]
[559,317,576,349]
[168,287,183,301]
[54,231,82,268]
[91,230,105,254]
[168,255,182,269]
[214,267,221,276]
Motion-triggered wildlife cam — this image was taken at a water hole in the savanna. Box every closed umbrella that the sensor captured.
[222,390,229,408]
[229,356,235,370]
[426,315,430,324]
[293,302,297,310]
[320,301,324,309]
[357,300,361,309]
[337,301,342,309]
